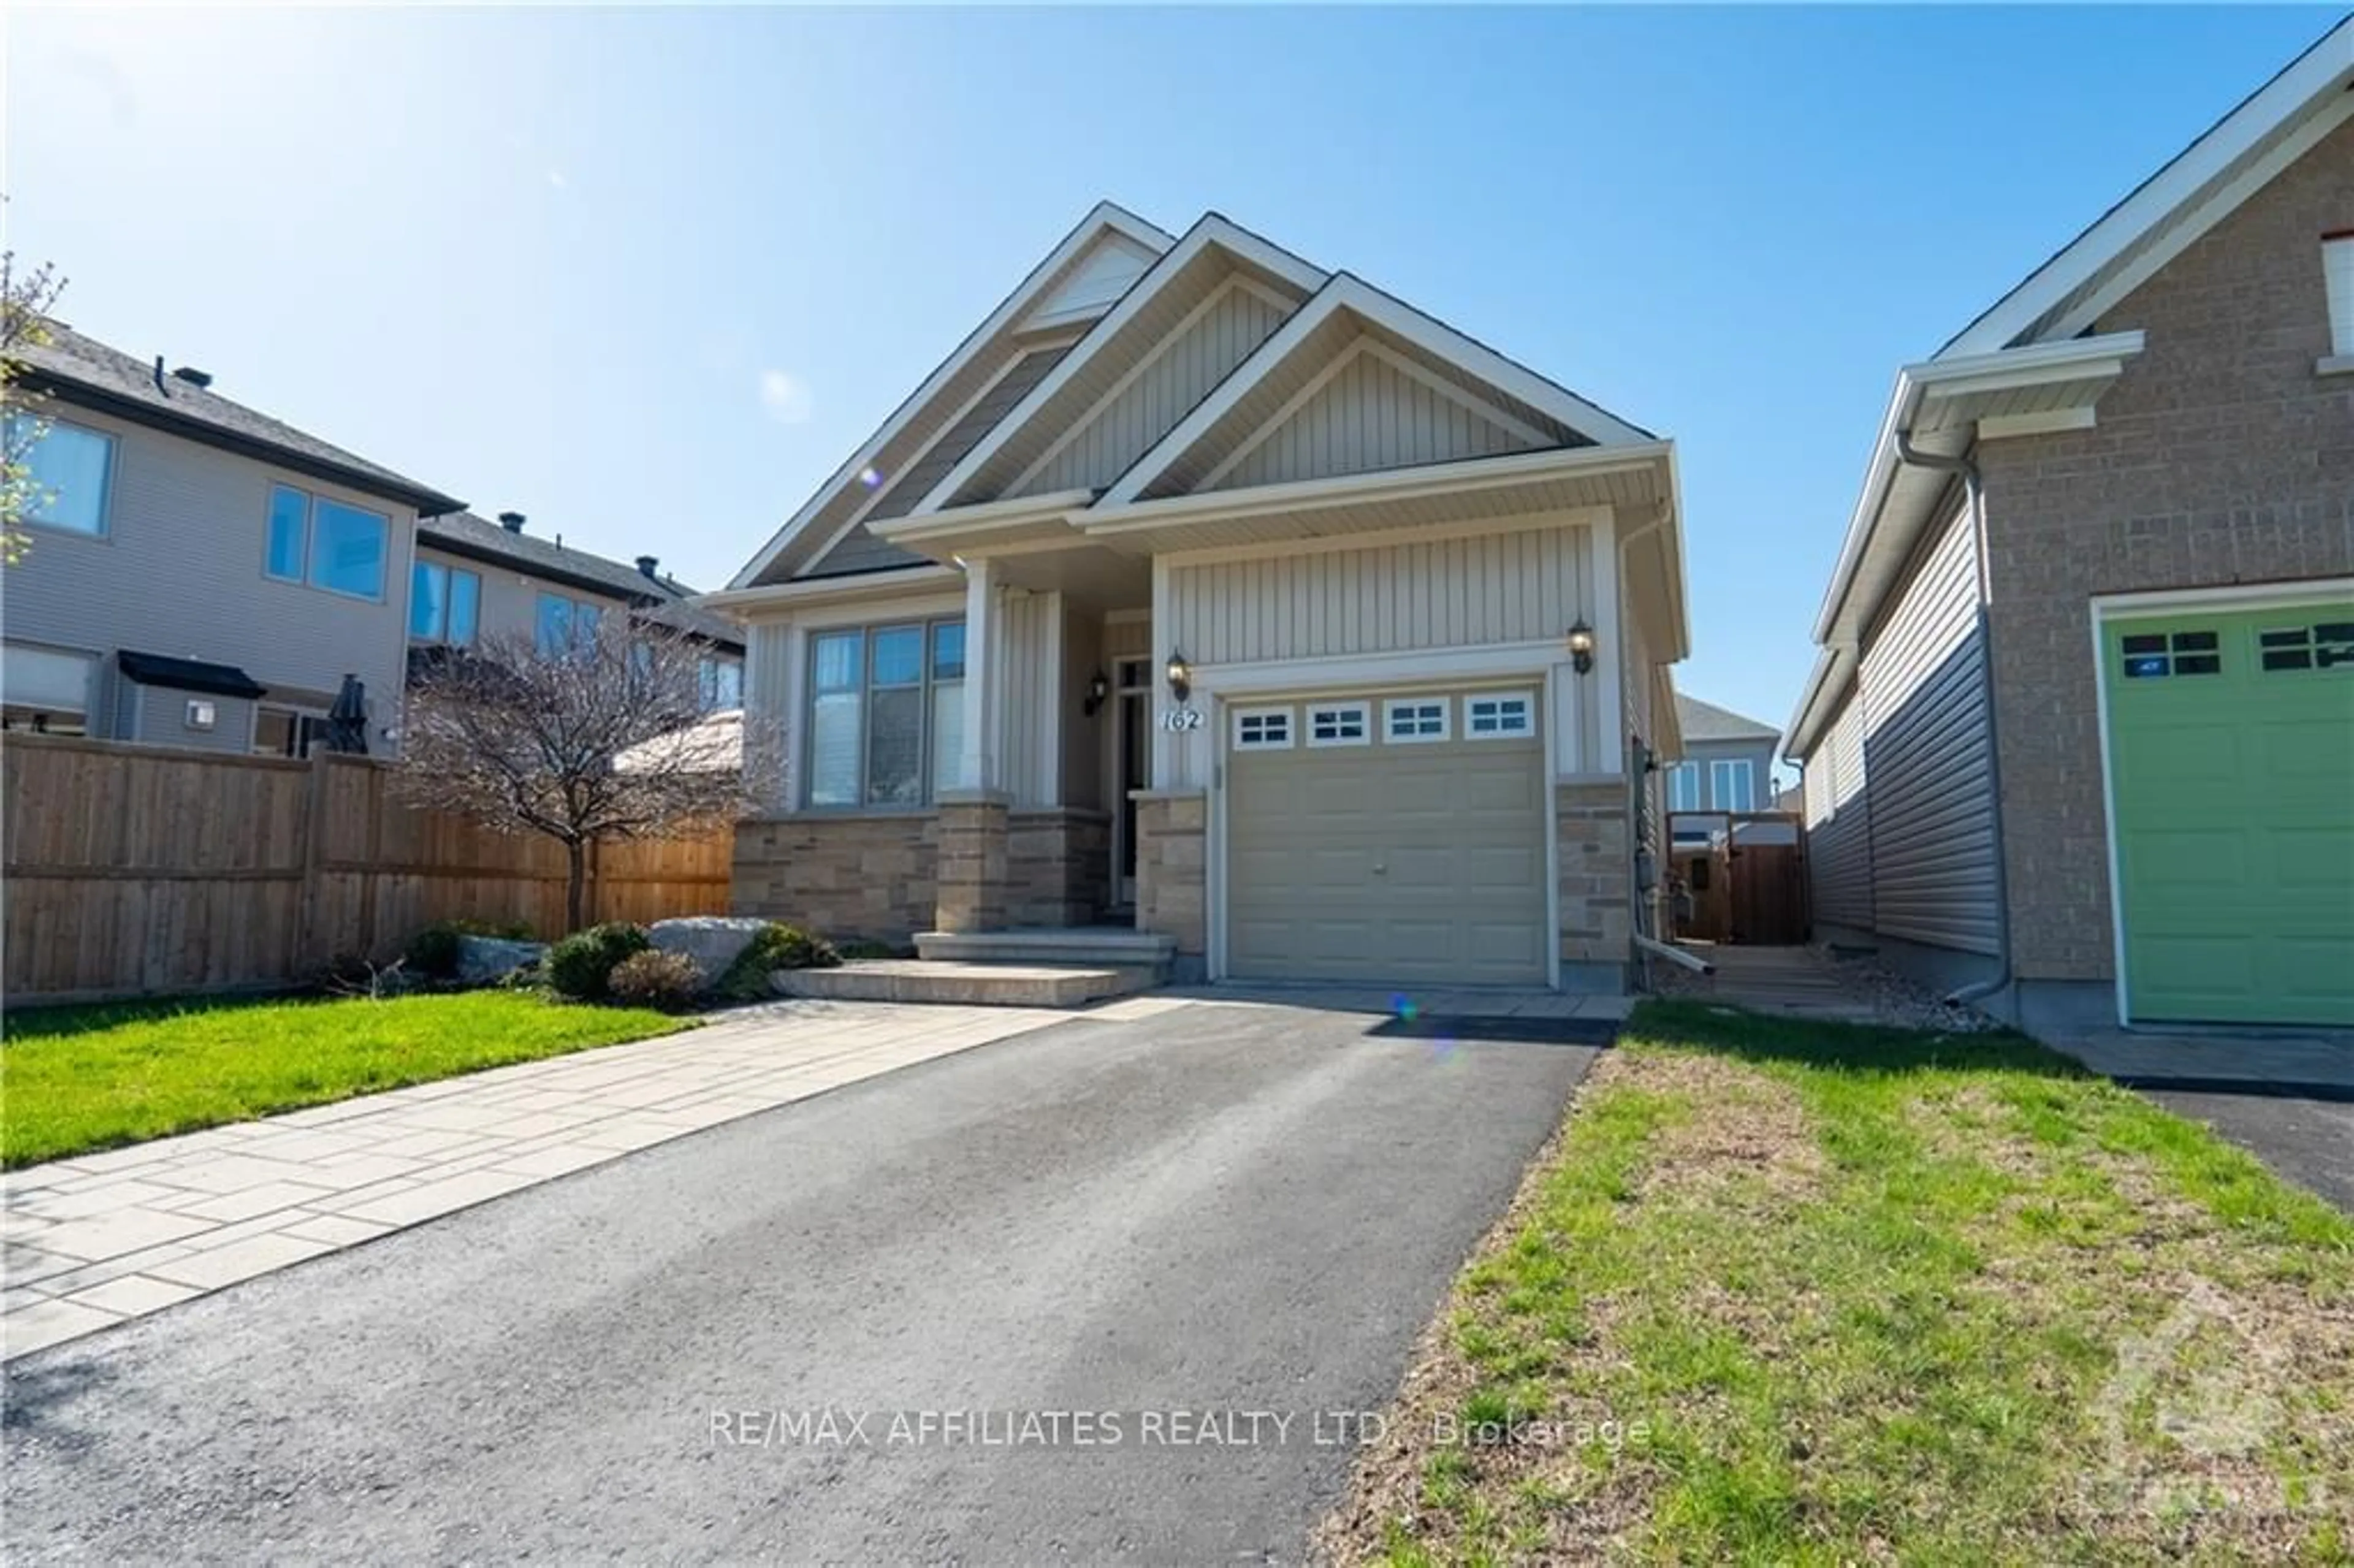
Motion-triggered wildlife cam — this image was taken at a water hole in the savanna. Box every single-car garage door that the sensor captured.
[2103,600,2354,1026]
[1227,688,1549,986]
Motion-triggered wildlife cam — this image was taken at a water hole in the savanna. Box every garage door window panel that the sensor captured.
[1234,707,1294,750]
[1384,698,1449,744]
[1305,701,1371,748]
[2258,622,2354,673]
[1465,691,1535,739]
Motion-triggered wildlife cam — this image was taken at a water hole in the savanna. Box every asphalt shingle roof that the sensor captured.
[1675,693,1781,744]
[418,512,741,650]
[16,325,464,516]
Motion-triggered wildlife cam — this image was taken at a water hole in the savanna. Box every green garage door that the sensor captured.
[2103,601,2354,1026]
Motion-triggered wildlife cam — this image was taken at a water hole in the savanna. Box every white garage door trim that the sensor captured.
[2090,576,2354,1026]
[1200,662,1570,989]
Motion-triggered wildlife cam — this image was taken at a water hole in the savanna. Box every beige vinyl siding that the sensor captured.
[807,345,1072,577]
[1019,284,1290,497]
[1167,527,1588,666]
[1209,344,1537,492]
[997,588,1061,808]
[1857,500,2000,954]
[1061,603,1104,808]
[743,620,793,808]
[1103,615,1151,662]
[1807,689,1875,931]
[0,401,418,753]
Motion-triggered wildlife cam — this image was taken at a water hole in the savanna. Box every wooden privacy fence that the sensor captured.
[4,735,734,1005]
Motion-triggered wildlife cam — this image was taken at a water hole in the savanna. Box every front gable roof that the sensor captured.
[1674,693,1779,745]
[726,201,1175,590]
[913,214,1328,512]
[1099,273,1654,508]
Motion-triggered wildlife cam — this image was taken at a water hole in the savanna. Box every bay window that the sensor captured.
[807,620,964,808]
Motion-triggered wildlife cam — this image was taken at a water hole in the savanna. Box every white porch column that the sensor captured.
[959,557,1000,792]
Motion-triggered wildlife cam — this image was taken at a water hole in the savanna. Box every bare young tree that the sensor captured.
[2,249,70,565]
[397,616,773,933]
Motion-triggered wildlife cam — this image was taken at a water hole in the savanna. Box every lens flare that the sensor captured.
[858,466,885,489]
[1390,992,1418,1022]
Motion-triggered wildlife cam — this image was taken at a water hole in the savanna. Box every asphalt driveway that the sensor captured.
[2,997,1600,1564]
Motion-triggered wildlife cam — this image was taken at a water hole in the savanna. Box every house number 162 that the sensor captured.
[1157,708,1205,733]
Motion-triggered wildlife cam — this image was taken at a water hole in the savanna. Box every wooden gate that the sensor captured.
[1667,812,1810,945]
[1729,839,1809,945]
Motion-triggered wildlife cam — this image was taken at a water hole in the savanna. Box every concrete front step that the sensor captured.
[774,961,1148,1008]
[913,928,1175,980]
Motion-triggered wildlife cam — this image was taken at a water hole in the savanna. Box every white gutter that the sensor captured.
[1807,332,2146,648]
[696,564,964,614]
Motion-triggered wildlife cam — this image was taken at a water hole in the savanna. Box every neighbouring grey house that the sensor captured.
[409,510,744,710]
[1785,19,2353,1033]
[3,325,465,755]
[1664,694,1779,845]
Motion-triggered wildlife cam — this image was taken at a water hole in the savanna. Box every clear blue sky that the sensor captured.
[7,6,2334,740]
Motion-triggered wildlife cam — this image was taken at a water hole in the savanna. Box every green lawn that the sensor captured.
[1324,1002,2354,1567]
[1,992,691,1168]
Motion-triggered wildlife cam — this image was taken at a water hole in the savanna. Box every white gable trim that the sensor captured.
[1194,336,1552,493]
[1022,232,1164,333]
[1002,275,1296,500]
[1944,18,2353,356]
[1098,275,1650,508]
[726,202,1173,591]
[910,216,1328,516]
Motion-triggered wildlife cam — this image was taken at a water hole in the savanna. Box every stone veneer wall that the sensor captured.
[1008,808,1111,928]
[934,794,1010,934]
[1132,791,1205,975]
[1556,779,1633,984]
[732,812,937,942]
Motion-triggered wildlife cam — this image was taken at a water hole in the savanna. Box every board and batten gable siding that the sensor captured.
[1856,497,2000,955]
[1207,344,1539,493]
[1805,688,1875,931]
[1166,527,1591,668]
[1017,285,1291,498]
[806,345,1075,578]
[0,400,419,747]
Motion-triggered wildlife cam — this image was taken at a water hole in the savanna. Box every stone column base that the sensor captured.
[1133,790,1206,978]
[1556,780,1633,988]
[935,791,1011,934]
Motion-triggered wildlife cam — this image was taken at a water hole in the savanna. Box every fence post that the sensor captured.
[294,750,332,973]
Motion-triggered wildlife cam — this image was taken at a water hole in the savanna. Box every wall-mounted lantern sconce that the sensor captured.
[1566,619,1596,676]
[1083,668,1111,718]
[1165,650,1193,704]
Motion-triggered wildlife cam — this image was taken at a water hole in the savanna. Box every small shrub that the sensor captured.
[715,922,842,1002]
[546,922,652,1001]
[606,949,704,1011]
[405,917,538,980]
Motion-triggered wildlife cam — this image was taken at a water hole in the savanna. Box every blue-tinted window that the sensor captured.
[872,625,924,687]
[447,569,479,646]
[931,623,966,682]
[310,498,389,598]
[265,485,309,580]
[410,561,446,639]
[10,417,114,536]
[536,593,573,657]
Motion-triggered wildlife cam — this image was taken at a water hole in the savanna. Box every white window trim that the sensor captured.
[1382,696,1450,744]
[802,617,966,809]
[1462,688,1536,740]
[1710,758,1756,813]
[1303,699,1371,748]
[1667,761,1701,813]
[1232,706,1295,750]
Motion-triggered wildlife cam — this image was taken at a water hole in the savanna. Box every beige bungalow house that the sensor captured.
[710,204,1688,990]
[1785,18,2353,1033]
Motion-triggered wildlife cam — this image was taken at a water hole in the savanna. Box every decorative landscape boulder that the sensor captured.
[648,916,771,983]
[455,935,549,986]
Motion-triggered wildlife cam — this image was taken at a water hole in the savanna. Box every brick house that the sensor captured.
[710,204,1689,990]
[1786,18,2354,1033]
